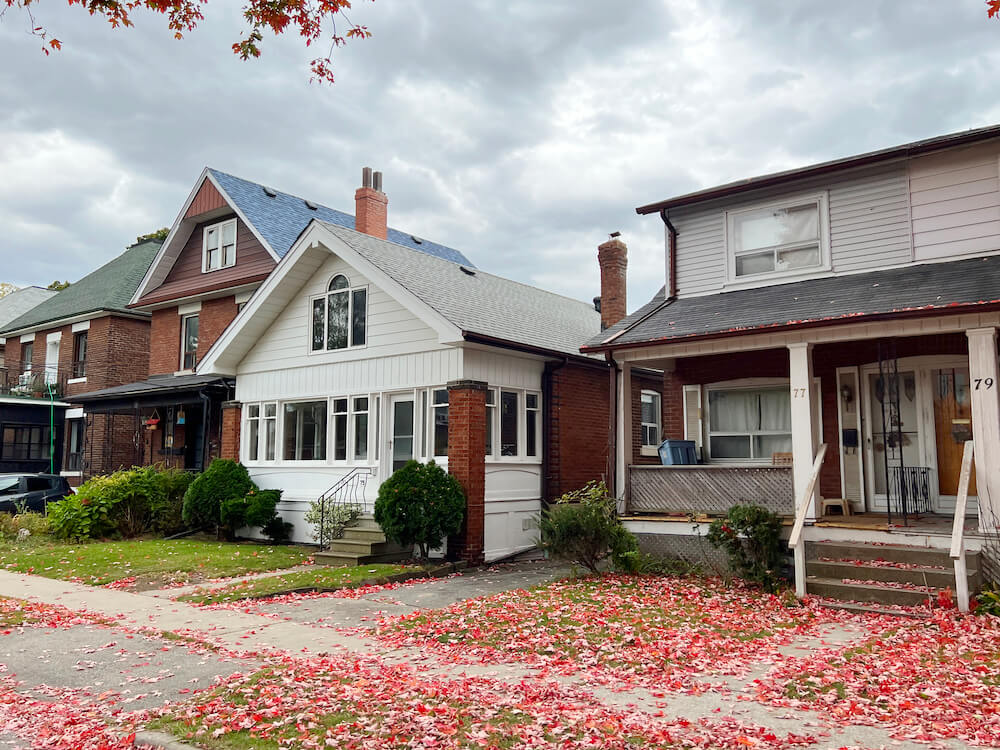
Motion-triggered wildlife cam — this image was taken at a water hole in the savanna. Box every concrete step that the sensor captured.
[322,538,407,556]
[806,540,979,568]
[806,576,937,607]
[805,559,970,589]
[314,549,413,566]
[341,527,387,543]
[353,515,382,531]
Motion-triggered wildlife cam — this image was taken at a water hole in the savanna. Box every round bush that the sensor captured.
[374,460,465,559]
[182,459,255,533]
[538,480,637,573]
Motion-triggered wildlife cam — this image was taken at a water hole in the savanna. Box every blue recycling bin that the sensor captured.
[658,439,697,466]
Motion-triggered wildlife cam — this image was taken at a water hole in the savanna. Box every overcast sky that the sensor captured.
[2,0,999,311]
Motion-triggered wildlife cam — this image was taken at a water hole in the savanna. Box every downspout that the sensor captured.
[607,352,617,494]
[541,357,569,506]
[199,391,212,471]
[660,209,678,301]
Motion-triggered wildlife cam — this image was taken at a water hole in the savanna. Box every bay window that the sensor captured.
[727,195,828,282]
[500,390,518,457]
[311,274,367,352]
[707,387,791,460]
[525,393,539,457]
[332,398,348,461]
[353,397,369,461]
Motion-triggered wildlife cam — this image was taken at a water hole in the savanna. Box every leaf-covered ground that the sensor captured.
[0,539,312,587]
[176,563,413,605]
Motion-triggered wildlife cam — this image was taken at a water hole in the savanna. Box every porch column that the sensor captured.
[615,361,633,513]
[787,343,819,520]
[220,401,242,461]
[446,379,487,564]
[966,328,1000,531]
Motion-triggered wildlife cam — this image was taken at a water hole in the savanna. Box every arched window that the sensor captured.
[311,274,367,351]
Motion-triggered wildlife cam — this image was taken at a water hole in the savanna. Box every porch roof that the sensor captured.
[582,255,1000,353]
[71,374,233,410]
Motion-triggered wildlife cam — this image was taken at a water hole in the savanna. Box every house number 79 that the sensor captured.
[974,378,995,390]
[792,388,808,398]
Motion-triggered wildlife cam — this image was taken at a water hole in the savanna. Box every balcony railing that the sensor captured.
[0,365,68,400]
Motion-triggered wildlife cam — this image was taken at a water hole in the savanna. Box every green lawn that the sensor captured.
[177,563,414,604]
[0,539,312,586]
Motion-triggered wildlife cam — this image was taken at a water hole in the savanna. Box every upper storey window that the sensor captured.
[726,194,829,284]
[311,274,368,352]
[202,219,237,272]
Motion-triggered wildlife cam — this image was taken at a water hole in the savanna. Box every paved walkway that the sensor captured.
[0,567,974,749]
[141,564,317,599]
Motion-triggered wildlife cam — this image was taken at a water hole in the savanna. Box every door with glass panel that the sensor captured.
[389,394,415,474]
[931,367,976,513]
[862,370,924,512]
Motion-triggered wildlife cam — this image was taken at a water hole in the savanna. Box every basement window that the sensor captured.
[725,194,829,284]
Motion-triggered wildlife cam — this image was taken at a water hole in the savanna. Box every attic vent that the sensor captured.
[410,235,423,245]
[460,266,476,276]
[304,199,318,210]
[263,186,277,197]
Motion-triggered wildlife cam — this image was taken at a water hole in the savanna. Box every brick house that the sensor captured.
[584,124,1000,605]
[0,286,57,368]
[0,241,161,476]
[72,167,478,474]
[196,169,663,562]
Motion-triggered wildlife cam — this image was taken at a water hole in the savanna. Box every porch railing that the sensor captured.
[316,467,371,549]
[0,365,68,400]
[788,443,829,599]
[628,464,795,517]
[949,440,975,613]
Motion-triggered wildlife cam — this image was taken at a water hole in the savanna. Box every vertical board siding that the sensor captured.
[463,348,545,389]
[671,165,912,297]
[184,180,228,219]
[238,253,448,376]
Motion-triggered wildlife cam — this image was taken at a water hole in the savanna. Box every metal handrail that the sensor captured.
[788,443,828,598]
[950,440,975,613]
[316,467,372,549]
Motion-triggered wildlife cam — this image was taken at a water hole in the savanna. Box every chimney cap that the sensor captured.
[609,231,621,239]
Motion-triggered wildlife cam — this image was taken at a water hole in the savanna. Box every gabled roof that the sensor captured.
[582,255,1000,352]
[209,170,473,265]
[637,123,1000,215]
[199,221,601,374]
[320,223,599,356]
[0,287,58,331]
[0,240,162,335]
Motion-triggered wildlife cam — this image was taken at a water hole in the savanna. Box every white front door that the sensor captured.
[388,393,416,475]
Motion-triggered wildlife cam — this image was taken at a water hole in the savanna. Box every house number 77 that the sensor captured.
[974,378,995,390]
[792,388,808,398]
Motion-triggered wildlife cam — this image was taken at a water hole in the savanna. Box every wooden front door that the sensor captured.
[932,367,977,503]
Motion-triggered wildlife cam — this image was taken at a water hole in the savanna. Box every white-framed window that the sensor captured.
[332,397,349,461]
[706,386,792,461]
[310,274,368,352]
[485,389,495,457]
[181,314,199,370]
[640,390,661,455]
[282,400,327,461]
[246,404,261,461]
[431,389,448,458]
[353,397,369,461]
[202,218,237,272]
[725,193,829,284]
[246,404,277,462]
[525,392,540,457]
[499,390,519,457]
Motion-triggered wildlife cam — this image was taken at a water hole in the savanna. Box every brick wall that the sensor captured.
[220,402,241,460]
[631,372,665,466]
[446,380,487,564]
[149,296,237,375]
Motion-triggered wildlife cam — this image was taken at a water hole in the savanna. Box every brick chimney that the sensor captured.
[597,234,627,330]
[355,166,388,240]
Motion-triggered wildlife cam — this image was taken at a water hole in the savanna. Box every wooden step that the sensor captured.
[805,559,967,589]
[806,576,937,607]
[806,540,978,568]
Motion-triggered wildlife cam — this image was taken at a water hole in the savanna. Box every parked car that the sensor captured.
[0,474,73,513]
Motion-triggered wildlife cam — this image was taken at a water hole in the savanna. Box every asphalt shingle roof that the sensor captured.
[0,287,58,330]
[72,373,230,402]
[210,169,474,266]
[584,255,1000,351]
[320,222,601,357]
[0,240,162,334]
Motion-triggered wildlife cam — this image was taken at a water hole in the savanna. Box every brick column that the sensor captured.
[220,401,242,462]
[446,379,487,564]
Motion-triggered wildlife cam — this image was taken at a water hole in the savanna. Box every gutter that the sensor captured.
[0,309,150,339]
[461,331,609,369]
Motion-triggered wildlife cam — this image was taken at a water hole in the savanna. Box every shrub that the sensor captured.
[304,500,362,547]
[0,512,50,540]
[374,460,465,559]
[220,488,282,539]
[538,481,637,574]
[47,490,118,541]
[151,467,195,535]
[707,504,786,592]
[262,515,294,543]
[975,585,1000,617]
[182,459,255,533]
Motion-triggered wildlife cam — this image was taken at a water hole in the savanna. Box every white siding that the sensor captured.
[910,142,1000,261]
[671,165,912,297]
[238,253,447,375]
[463,347,545,388]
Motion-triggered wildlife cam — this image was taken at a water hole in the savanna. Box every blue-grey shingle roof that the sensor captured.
[208,169,474,267]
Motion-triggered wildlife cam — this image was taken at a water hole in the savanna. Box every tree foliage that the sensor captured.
[46,280,70,290]
[374,460,465,559]
[0,282,17,299]
[3,0,372,83]
[134,227,170,245]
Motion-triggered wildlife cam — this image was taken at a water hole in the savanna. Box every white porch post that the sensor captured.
[788,343,817,596]
[966,328,1000,531]
[616,361,633,513]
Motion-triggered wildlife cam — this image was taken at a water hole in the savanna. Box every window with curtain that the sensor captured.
[727,196,826,281]
[311,274,367,352]
[707,386,791,460]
